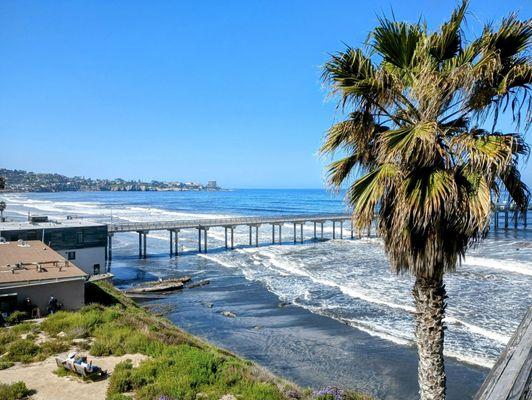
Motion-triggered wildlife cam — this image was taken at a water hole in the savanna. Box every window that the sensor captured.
[76,232,84,244]
[93,264,100,275]
[67,251,76,260]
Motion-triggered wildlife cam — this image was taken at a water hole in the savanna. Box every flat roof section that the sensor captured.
[0,219,105,232]
[0,240,88,285]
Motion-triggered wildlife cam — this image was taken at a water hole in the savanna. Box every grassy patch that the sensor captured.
[0,381,33,400]
[0,282,371,400]
[0,361,14,370]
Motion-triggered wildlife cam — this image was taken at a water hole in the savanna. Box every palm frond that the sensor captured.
[500,164,530,211]
[430,0,468,62]
[371,18,423,69]
[348,164,400,228]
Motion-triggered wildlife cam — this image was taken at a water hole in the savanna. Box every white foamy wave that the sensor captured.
[341,318,412,346]
[463,256,532,276]
[445,316,510,344]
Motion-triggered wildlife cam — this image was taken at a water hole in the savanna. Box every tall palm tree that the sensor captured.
[321,2,530,399]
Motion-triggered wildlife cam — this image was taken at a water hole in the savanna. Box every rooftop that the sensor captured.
[0,218,105,232]
[0,240,88,285]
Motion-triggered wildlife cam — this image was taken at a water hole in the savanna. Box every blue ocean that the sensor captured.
[2,189,531,399]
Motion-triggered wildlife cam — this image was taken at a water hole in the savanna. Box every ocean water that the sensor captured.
[1,190,531,391]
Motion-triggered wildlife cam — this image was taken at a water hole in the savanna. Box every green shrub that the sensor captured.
[0,361,14,370]
[107,360,134,394]
[106,393,131,400]
[0,329,18,346]
[0,381,32,400]
[10,322,36,335]
[39,339,71,357]
[5,339,39,363]
[6,311,27,325]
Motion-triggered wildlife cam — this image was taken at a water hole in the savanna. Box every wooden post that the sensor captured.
[230,227,234,249]
[108,234,112,261]
[198,228,202,253]
[300,223,303,243]
[505,210,509,229]
[255,225,259,247]
[143,232,147,259]
[333,221,336,239]
[138,232,142,258]
[293,223,296,244]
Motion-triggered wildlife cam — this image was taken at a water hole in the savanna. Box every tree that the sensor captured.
[320,2,530,399]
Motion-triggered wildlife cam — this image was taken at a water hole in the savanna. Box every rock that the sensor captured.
[195,393,208,400]
[278,301,290,308]
[221,311,236,318]
[219,395,237,400]
[57,331,66,337]
[188,280,210,289]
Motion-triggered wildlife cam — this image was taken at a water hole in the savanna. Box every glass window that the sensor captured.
[67,251,76,260]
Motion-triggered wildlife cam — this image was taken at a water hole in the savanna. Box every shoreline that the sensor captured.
[112,251,489,400]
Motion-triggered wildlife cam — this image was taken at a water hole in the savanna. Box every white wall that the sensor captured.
[57,246,106,275]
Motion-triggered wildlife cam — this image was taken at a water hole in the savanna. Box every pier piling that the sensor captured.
[143,232,147,259]
[198,228,202,253]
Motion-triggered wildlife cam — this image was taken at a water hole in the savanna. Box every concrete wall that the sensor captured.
[57,246,106,275]
[0,279,85,314]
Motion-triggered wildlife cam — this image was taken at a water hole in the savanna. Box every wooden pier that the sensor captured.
[475,307,532,400]
[104,203,530,260]
[105,213,353,259]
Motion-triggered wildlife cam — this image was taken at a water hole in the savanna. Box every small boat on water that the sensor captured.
[125,276,191,294]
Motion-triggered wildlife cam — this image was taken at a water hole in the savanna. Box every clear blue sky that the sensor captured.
[1,0,530,188]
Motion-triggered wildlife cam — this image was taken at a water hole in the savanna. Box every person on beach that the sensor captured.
[47,296,58,314]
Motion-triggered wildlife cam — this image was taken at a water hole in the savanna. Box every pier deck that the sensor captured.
[106,213,353,259]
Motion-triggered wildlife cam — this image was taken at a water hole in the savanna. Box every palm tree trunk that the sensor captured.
[413,276,447,400]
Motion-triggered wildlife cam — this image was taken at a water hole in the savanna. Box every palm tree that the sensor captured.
[0,201,5,222]
[321,2,530,399]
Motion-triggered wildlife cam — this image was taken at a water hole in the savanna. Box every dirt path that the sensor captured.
[0,353,147,400]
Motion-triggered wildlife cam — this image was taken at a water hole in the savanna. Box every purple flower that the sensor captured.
[312,386,345,400]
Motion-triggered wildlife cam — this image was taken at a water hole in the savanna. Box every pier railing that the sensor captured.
[108,213,351,233]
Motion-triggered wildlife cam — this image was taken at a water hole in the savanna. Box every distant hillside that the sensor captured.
[0,168,220,192]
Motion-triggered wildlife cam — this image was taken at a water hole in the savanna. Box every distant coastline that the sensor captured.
[0,168,221,193]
